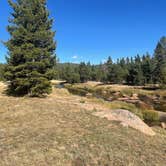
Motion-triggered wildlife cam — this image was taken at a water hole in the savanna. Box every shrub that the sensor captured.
[65,73,81,84]
[80,100,85,104]
[142,110,159,124]
[121,88,134,96]
[154,101,166,112]
[66,86,88,96]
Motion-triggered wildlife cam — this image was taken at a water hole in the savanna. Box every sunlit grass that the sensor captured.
[0,82,165,165]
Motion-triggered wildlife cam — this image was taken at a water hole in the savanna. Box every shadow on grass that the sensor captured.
[3,87,47,98]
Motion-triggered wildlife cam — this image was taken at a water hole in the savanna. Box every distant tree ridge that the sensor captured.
[56,37,166,87]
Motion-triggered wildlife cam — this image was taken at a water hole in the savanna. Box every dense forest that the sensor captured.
[55,37,166,87]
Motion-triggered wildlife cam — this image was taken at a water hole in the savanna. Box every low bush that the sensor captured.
[121,88,134,96]
[80,99,85,104]
[66,86,88,96]
[142,110,159,124]
[154,101,166,112]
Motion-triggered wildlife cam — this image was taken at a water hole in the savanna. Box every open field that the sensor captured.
[0,82,166,165]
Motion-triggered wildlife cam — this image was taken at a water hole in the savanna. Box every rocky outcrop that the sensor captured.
[94,109,156,136]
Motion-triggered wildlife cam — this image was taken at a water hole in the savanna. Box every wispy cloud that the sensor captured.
[71,54,84,64]
[72,55,78,59]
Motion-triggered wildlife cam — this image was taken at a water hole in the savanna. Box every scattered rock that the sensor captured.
[122,94,129,98]
[138,94,154,105]
[161,122,166,129]
[93,109,155,136]
[117,97,130,102]
[102,90,107,95]
[131,93,139,100]
[107,97,113,101]
[136,101,153,110]
[113,91,121,97]
[86,93,93,98]
[158,111,166,122]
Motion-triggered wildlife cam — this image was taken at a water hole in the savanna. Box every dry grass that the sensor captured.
[0,82,166,165]
[73,82,166,97]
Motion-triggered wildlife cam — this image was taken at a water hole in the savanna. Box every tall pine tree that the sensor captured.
[79,62,90,83]
[4,0,56,96]
[154,37,166,86]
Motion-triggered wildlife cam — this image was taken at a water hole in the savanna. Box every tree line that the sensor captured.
[55,37,166,87]
[0,0,166,97]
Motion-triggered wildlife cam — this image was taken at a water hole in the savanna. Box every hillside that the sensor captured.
[0,82,166,165]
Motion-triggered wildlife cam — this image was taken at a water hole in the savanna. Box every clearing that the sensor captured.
[0,82,166,166]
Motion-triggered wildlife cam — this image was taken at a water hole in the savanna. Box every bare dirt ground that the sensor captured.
[0,82,166,165]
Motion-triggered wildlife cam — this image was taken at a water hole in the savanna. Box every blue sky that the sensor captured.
[0,0,166,64]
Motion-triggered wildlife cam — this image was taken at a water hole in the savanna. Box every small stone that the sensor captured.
[161,122,166,129]
[86,93,93,98]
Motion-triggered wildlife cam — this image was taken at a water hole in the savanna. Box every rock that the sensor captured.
[131,93,139,100]
[138,94,154,105]
[161,122,166,129]
[102,90,107,95]
[136,101,153,110]
[158,111,166,122]
[86,93,93,98]
[122,94,129,98]
[117,98,139,104]
[113,91,121,97]
[107,97,113,101]
[117,97,130,102]
[93,109,155,136]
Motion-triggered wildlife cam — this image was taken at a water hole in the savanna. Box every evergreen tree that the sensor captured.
[62,64,80,84]
[141,53,153,84]
[0,64,5,81]
[4,0,56,96]
[86,62,92,80]
[127,55,144,85]
[106,56,113,82]
[91,65,103,82]
[106,56,128,84]
[154,37,166,86]
[119,58,128,83]
[110,64,125,84]
[79,62,89,83]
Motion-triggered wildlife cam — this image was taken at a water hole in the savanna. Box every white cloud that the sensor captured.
[72,55,78,59]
